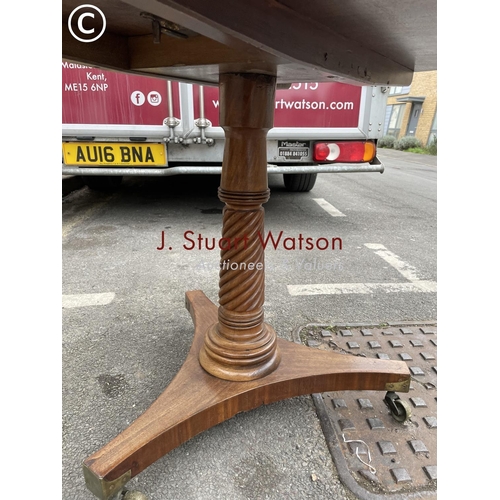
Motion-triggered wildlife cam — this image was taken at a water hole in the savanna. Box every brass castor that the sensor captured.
[111,489,148,500]
[384,391,412,422]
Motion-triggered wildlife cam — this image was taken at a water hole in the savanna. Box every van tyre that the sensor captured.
[81,175,123,192]
[283,173,317,192]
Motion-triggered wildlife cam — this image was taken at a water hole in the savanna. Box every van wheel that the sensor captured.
[283,173,317,192]
[81,175,123,192]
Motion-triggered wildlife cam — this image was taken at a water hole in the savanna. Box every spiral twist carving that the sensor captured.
[199,199,281,381]
[219,207,264,312]
[198,72,279,381]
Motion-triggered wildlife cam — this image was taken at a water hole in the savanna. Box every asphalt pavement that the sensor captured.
[62,149,437,500]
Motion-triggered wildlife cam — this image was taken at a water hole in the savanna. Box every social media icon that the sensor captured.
[148,91,162,106]
[131,91,145,106]
[68,4,106,43]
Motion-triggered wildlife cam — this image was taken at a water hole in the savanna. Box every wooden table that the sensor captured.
[62,2,436,498]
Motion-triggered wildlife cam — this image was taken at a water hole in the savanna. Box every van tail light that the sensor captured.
[313,141,376,163]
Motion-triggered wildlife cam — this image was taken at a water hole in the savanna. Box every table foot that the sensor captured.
[83,290,410,499]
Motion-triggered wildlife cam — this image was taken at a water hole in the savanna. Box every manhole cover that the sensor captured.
[293,323,437,499]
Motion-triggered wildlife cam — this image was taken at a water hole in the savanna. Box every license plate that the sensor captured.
[277,140,310,159]
[62,142,167,166]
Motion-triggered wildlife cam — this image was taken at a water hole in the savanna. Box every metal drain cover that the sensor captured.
[294,323,437,499]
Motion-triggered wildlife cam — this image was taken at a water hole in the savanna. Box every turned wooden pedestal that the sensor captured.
[83,73,410,500]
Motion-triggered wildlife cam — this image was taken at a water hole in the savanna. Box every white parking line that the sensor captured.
[62,292,115,309]
[287,243,436,296]
[364,243,421,282]
[312,198,346,217]
[288,281,437,296]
